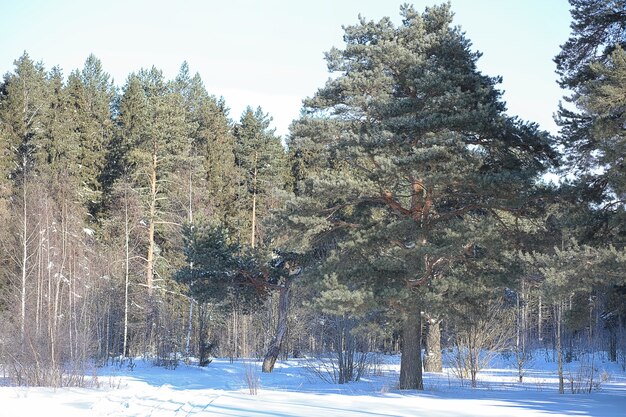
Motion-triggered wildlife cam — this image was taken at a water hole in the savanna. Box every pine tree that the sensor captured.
[172,63,239,227]
[556,0,626,237]
[234,107,287,248]
[555,0,626,90]
[284,4,554,389]
[554,1,626,365]
[117,68,189,294]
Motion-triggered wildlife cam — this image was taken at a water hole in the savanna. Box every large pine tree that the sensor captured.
[556,0,626,240]
[549,0,626,373]
[284,4,554,389]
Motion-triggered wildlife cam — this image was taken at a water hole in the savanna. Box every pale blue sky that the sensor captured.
[1,0,572,136]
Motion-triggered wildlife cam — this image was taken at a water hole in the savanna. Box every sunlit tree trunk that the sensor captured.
[250,152,258,248]
[123,184,131,357]
[423,315,442,373]
[146,149,158,295]
[20,171,28,341]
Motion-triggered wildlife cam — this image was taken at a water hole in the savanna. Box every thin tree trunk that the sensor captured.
[188,168,193,224]
[251,191,257,248]
[251,152,258,248]
[399,308,423,390]
[262,281,291,373]
[556,302,564,394]
[35,224,43,335]
[231,306,238,360]
[123,185,130,357]
[242,313,248,358]
[146,150,158,295]
[186,298,194,354]
[423,316,442,372]
[46,203,54,363]
[20,175,28,341]
[538,294,543,342]
[186,168,194,355]
[337,319,346,383]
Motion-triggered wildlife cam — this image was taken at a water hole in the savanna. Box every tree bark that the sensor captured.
[538,295,543,342]
[262,281,291,373]
[556,302,564,394]
[423,316,442,373]
[399,308,423,390]
[123,184,130,357]
[251,152,258,248]
[146,149,158,295]
[20,173,28,341]
[608,328,617,362]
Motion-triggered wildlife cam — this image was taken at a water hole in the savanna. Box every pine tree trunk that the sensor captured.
[251,190,257,248]
[262,282,291,373]
[608,328,617,362]
[146,150,158,295]
[399,308,423,390]
[198,303,213,367]
[251,152,258,248]
[20,175,28,341]
[538,295,543,342]
[423,316,442,372]
[123,186,130,357]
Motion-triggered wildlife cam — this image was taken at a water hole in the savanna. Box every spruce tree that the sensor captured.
[70,55,115,217]
[33,65,76,187]
[0,53,50,180]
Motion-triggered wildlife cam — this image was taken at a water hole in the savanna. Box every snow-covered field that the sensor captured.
[1,352,625,416]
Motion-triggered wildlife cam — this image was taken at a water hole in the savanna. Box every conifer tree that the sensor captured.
[67,55,115,217]
[172,63,239,227]
[556,0,625,236]
[0,55,52,340]
[234,107,287,248]
[43,66,76,176]
[0,53,50,179]
[285,4,553,389]
[553,0,626,362]
[117,68,189,294]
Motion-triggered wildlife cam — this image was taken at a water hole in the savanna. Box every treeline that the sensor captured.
[0,1,625,392]
[0,53,288,384]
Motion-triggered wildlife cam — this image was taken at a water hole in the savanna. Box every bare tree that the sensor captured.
[448,301,514,388]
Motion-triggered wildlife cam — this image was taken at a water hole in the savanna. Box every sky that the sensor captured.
[1,0,573,137]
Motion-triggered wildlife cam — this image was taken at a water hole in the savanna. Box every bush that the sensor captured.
[447,302,514,388]
[243,360,260,395]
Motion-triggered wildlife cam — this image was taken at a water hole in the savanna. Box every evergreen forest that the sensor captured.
[0,1,625,394]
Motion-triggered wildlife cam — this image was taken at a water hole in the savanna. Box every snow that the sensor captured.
[1,353,625,417]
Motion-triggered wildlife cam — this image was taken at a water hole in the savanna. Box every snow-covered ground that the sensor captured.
[1,352,625,416]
